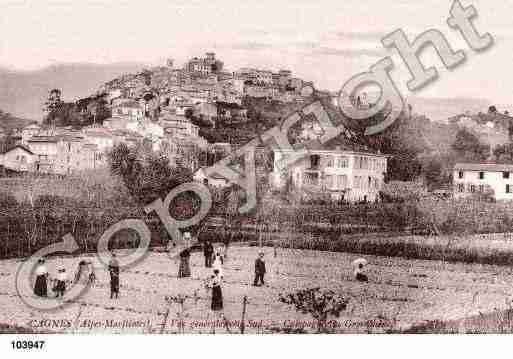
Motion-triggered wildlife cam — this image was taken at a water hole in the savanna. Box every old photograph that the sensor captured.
[0,0,512,346]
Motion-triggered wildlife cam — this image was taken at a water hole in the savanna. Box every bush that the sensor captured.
[0,191,18,208]
[34,194,66,208]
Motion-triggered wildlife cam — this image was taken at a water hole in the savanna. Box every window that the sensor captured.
[337,156,348,168]
[478,185,484,193]
[303,172,319,186]
[310,154,320,168]
[457,184,464,192]
[507,184,511,194]
[337,175,348,189]
[363,157,369,170]
[458,171,464,179]
[470,185,476,193]
[479,172,484,180]
[326,156,334,167]
[504,172,510,179]
[324,175,334,188]
[354,176,361,189]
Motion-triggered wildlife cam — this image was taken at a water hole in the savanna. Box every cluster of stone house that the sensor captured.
[100,52,312,128]
[0,95,211,175]
[0,129,107,175]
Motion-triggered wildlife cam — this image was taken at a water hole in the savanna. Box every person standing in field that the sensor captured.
[88,261,96,286]
[54,268,67,298]
[178,247,191,278]
[209,269,223,312]
[34,258,48,297]
[203,240,214,268]
[108,253,120,299]
[253,252,266,286]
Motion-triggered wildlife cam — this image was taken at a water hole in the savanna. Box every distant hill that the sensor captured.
[0,62,145,121]
[0,110,35,131]
[406,96,493,123]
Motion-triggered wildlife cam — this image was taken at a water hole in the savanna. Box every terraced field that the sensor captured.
[1,245,513,334]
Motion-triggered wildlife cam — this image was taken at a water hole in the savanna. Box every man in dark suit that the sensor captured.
[253,252,266,286]
[203,240,214,268]
[108,253,120,299]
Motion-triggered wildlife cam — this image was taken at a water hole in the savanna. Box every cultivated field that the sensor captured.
[1,245,513,333]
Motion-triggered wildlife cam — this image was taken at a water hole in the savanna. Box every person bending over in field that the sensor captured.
[354,263,368,282]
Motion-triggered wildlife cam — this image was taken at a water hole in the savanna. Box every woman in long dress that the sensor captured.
[178,248,191,278]
[34,259,48,297]
[210,269,223,311]
[74,260,87,283]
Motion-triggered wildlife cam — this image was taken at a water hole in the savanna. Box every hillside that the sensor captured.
[0,110,35,130]
[0,62,145,121]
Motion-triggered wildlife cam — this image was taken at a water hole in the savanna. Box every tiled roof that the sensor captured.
[454,163,513,172]
[28,136,60,143]
[3,144,34,155]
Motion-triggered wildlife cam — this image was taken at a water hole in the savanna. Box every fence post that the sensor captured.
[160,306,171,334]
[240,295,248,334]
[73,303,86,334]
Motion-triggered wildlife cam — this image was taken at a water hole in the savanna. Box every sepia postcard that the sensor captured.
[1,0,513,355]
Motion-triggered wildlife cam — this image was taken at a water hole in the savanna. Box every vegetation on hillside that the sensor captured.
[0,109,35,130]
[42,89,111,128]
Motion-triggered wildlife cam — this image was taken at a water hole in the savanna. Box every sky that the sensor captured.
[1,0,512,104]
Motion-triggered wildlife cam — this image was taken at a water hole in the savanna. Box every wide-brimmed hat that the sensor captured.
[352,258,368,267]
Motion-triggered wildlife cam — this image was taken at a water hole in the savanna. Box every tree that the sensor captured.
[421,158,451,190]
[107,143,193,205]
[279,288,348,333]
[451,128,490,162]
[44,88,63,114]
[380,181,428,203]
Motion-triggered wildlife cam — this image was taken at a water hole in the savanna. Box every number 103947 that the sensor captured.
[11,340,45,350]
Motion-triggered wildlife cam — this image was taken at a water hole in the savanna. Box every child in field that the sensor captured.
[178,248,191,278]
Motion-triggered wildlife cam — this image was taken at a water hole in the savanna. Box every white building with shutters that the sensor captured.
[453,163,513,201]
[272,147,389,202]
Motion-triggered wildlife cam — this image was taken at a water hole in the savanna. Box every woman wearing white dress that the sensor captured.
[212,251,224,278]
